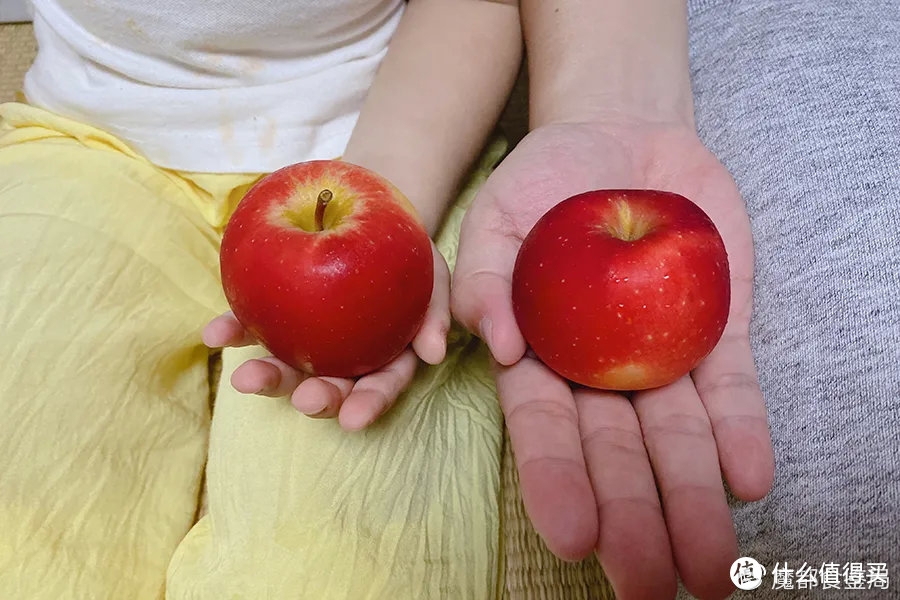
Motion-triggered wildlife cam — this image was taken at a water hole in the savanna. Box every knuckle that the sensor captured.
[580,424,646,459]
[695,370,759,398]
[643,412,714,445]
[505,398,578,430]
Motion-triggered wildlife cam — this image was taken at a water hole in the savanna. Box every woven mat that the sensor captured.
[0,23,35,103]
[1,22,613,599]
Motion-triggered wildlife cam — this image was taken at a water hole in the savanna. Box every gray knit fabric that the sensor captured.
[682,0,900,598]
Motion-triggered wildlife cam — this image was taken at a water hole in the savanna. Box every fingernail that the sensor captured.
[478,316,493,349]
[294,397,328,416]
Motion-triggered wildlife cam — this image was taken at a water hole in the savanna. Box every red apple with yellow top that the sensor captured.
[511,189,730,391]
[220,160,433,378]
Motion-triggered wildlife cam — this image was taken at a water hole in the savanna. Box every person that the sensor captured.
[0,0,522,597]
[206,1,900,599]
[3,1,898,600]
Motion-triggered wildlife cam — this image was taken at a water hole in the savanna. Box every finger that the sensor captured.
[412,244,451,365]
[575,388,677,600]
[692,328,774,501]
[451,200,526,365]
[202,311,256,348]
[291,376,354,418]
[230,356,308,397]
[338,349,418,431]
[633,376,738,600]
[495,356,597,561]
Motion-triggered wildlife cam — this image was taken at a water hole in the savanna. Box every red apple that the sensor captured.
[220,160,433,378]
[511,190,730,391]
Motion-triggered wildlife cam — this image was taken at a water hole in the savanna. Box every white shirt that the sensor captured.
[24,0,405,172]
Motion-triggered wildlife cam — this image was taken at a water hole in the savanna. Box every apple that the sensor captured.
[511,189,730,391]
[220,160,433,378]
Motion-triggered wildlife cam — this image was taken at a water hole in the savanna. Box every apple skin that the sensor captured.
[511,189,730,391]
[220,160,433,378]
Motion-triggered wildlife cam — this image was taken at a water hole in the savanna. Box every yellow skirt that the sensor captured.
[0,102,507,599]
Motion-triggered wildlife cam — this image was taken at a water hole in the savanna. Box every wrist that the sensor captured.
[341,145,447,237]
[524,0,695,130]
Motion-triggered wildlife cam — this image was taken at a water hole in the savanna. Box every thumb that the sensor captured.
[451,209,527,366]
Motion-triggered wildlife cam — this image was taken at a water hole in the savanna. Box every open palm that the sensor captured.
[452,121,775,600]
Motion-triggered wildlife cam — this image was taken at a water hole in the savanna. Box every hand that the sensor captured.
[451,119,775,599]
[203,242,450,431]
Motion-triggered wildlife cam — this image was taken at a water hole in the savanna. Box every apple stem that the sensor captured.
[315,189,333,232]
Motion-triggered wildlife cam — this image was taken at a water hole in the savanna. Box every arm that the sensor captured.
[452,2,774,598]
[206,0,523,431]
[523,0,693,129]
[344,0,522,235]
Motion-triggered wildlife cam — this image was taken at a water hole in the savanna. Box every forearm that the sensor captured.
[343,0,522,236]
[522,0,694,129]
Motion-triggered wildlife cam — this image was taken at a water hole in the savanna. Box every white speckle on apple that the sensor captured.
[617,312,623,319]
[663,274,670,279]
[588,284,592,289]
[646,334,653,341]
[692,273,697,279]
[279,259,284,264]
[571,306,576,310]
[658,287,664,292]
[539,262,544,267]
[623,277,629,282]
[263,237,268,242]
[699,300,706,307]
[340,305,344,309]
[663,332,670,337]
[572,343,576,347]
[596,336,600,341]
[681,338,687,343]
[244,267,248,272]
[702,335,708,341]
[681,300,687,306]
[665,304,671,308]
[618,303,625,308]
